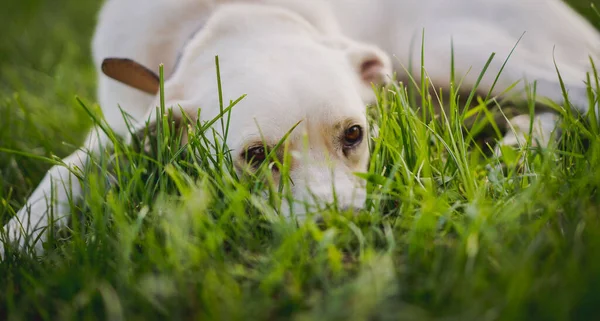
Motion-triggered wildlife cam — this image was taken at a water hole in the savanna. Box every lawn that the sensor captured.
[1,0,600,320]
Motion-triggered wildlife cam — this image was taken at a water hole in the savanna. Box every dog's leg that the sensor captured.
[428,38,588,112]
[1,128,110,257]
[377,10,595,114]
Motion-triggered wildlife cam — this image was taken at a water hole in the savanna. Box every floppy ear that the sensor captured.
[346,41,392,87]
[101,58,160,95]
[346,45,392,87]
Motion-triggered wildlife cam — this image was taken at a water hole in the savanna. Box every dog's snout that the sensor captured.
[281,167,367,220]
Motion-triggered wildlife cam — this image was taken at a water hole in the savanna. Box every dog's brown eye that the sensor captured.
[244,146,267,166]
[343,125,363,147]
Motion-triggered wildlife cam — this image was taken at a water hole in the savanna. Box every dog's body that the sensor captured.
[2,0,599,255]
[334,0,600,109]
[95,0,600,136]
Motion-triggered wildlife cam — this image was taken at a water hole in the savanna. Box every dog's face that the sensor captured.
[219,53,376,216]
[101,4,391,218]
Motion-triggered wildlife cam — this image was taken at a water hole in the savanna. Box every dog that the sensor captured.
[2,0,599,256]
[1,0,393,256]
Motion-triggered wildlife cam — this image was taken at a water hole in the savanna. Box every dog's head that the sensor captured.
[101,3,392,218]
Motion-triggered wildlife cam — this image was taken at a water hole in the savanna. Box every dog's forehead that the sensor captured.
[225,49,366,131]
[168,5,369,145]
[215,70,365,149]
[177,40,366,111]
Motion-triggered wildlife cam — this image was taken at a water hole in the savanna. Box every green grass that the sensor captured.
[1,1,600,320]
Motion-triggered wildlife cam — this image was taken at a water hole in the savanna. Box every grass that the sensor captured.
[1,0,600,320]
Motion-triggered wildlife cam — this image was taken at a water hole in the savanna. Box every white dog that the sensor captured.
[2,0,599,256]
[1,0,393,255]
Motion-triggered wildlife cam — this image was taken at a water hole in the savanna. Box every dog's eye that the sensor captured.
[244,146,268,166]
[343,125,363,148]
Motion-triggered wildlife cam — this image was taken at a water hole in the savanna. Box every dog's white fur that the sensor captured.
[2,0,599,256]
[1,0,392,255]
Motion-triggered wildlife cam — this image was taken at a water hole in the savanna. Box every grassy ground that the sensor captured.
[1,0,600,320]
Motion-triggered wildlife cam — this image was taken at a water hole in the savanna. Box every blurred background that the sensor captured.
[0,0,599,217]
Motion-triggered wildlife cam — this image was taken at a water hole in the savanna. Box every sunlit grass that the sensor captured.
[1,1,600,320]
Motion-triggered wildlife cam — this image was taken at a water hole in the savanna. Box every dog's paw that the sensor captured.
[1,205,52,260]
[0,196,71,260]
[1,217,45,260]
[494,113,559,157]
[1,153,88,260]
[491,113,560,175]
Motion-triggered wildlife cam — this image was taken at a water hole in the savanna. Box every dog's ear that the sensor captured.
[101,58,160,95]
[346,45,392,87]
